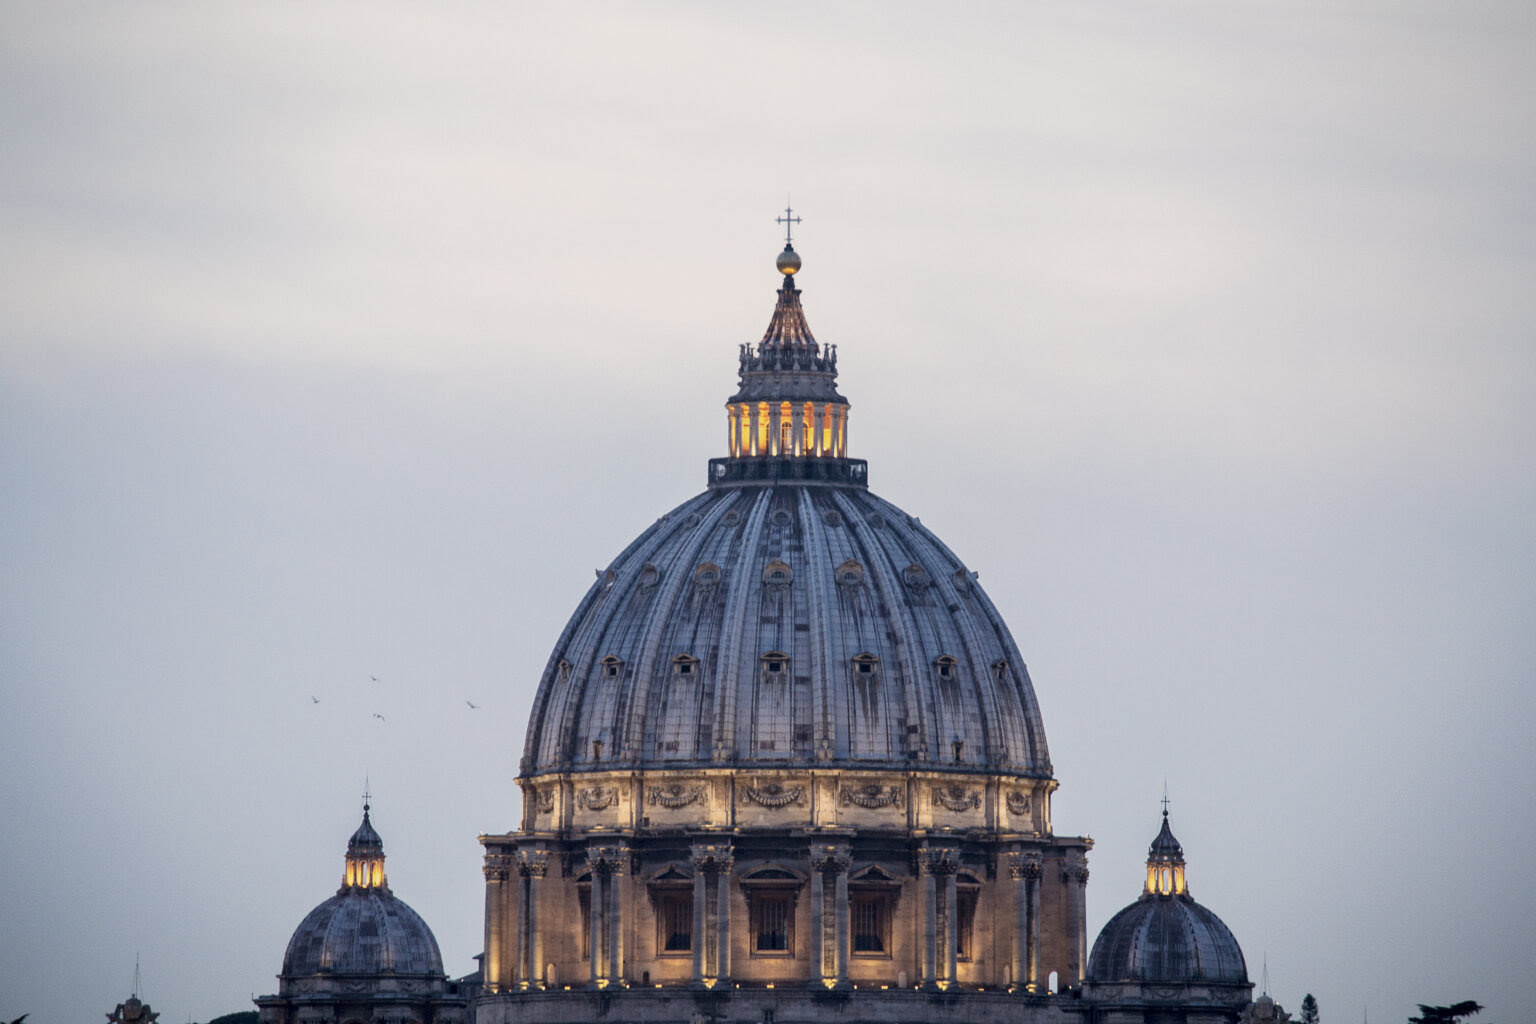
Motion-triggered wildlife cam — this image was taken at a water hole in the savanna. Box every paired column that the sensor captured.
[516,850,548,988]
[921,846,958,989]
[481,851,514,992]
[586,844,628,987]
[690,842,735,984]
[810,844,851,986]
[1008,851,1042,991]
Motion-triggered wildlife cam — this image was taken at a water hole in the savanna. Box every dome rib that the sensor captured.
[519,486,1053,777]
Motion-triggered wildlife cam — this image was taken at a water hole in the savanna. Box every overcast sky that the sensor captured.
[3,4,1533,1023]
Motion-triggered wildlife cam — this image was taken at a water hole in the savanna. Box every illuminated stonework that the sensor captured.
[476,239,1098,1024]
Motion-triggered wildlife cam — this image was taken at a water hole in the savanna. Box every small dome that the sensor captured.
[776,244,802,274]
[279,807,445,980]
[281,887,445,977]
[1087,891,1247,984]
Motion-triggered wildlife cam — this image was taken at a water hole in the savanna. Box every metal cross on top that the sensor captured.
[1161,784,1171,817]
[776,202,802,246]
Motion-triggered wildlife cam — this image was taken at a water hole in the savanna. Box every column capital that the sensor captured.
[920,845,960,876]
[810,842,852,873]
[1061,849,1090,884]
[587,843,630,876]
[517,850,549,878]
[1008,851,1043,881]
[483,853,514,882]
[689,842,734,870]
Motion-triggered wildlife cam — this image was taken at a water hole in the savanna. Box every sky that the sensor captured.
[2,3,1533,1022]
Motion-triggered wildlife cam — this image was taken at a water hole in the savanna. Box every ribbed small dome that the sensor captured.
[282,888,445,977]
[1087,893,1247,984]
[279,808,445,980]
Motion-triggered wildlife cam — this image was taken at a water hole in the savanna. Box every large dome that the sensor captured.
[520,484,1051,777]
[519,239,1050,783]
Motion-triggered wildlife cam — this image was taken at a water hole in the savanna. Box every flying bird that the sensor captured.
[372,713,386,722]
[466,700,480,709]
[370,675,380,683]
[311,696,320,704]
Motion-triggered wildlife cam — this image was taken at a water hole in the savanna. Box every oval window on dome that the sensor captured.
[694,562,721,586]
[638,563,661,590]
[762,560,793,588]
[835,559,864,588]
[902,564,929,591]
[722,510,741,526]
[822,508,842,527]
[770,509,793,528]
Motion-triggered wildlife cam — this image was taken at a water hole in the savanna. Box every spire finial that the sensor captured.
[776,197,801,246]
[1161,779,1170,818]
[362,776,371,815]
[775,199,803,276]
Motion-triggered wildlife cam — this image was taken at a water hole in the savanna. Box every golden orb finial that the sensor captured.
[776,244,802,275]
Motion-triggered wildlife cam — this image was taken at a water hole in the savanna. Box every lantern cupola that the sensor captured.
[1144,807,1188,896]
[709,208,866,488]
[342,803,388,891]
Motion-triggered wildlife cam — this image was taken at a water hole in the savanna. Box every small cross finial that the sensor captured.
[363,776,372,814]
[1161,781,1170,817]
[776,198,801,246]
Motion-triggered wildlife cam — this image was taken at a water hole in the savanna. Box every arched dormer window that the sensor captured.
[762,559,792,589]
[935,655,958,680]
[601,656,623,680]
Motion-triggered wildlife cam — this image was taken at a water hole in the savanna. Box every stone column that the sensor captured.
[482,852,512,993]
[588,869,603,986]
[810,856,826,978]
[606,847,627,984]
[514,872,529,986]
[715,849,734,980]
[944,869,959,986]
[691,853,708,982]
[920,855,938,988]
[1063,850,1090,985]
[519,851,548,988]
[832,849,851,985]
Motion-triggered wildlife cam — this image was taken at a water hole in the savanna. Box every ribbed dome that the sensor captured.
[1087,893,1247,984]
[279,808,445,980]
[282,888,446,977]
[519,483,1051,777]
